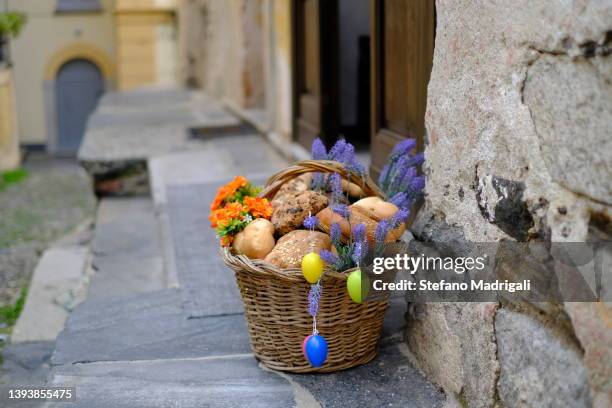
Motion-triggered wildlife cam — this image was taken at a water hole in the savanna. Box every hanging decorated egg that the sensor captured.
[301,252,325,283]
[347,269,369,303]
[303,334,328,367]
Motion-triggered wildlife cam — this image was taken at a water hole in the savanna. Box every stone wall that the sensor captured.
[178,0,265,109]
[406,1,611,407]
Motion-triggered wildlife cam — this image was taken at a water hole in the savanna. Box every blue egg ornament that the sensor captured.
[303,334,328,367]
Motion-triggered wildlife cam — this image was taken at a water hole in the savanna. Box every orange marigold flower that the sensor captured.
[220,235,234,247]
[222,202,246,218]
[244,196,273,219]
[210,176,249,211]
[209,202,246,228]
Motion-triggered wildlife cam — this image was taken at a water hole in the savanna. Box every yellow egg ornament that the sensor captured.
[301,252,325,283]
[347,269,369,303]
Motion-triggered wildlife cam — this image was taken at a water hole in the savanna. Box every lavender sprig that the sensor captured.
[329,173,343,202]
[320,249,340,268]
[303,215,319,230]
[311,138,328,160]
[329,222,342,246]
[390,208,410,228]
[390,192,408,208]
[390,139,416,160]
[352,223,366,244]
[307,283,322,317]
[378,138,425,208]
[328,139,348,161]
[375,219,391,243]
[331,203,350,220]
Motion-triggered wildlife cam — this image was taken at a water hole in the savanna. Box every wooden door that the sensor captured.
[293,0,339,150]
[370,0,435,178]
[56,59,104,154]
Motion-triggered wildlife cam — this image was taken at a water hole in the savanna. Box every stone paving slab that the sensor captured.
[78,88,242,165]
[149,135,287,290]
[11,246,89,343]
[1,341,54,386]
[46,356,295,408]
[166,183,246,317]
[51,289,251,366]
[149,150,236,206]
[288,342,446,408]
[88,197,165,299]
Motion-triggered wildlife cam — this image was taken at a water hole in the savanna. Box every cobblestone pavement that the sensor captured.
[0,154,96,306]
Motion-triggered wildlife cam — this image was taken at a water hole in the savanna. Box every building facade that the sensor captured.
[8,0,178,153]
[179,1,611,407]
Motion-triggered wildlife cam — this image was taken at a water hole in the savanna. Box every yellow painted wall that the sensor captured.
[0,69,20,170]
[116,0,177,10]
[114,10,177,90]
[270,0,293,144]
[8,0,116,144]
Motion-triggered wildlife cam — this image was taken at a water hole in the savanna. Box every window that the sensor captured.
[56,0,102,12]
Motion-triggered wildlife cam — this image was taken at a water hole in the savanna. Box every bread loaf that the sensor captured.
[232,219,275,259]
[264,230,331,269]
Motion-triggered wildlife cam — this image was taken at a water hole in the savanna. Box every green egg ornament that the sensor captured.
[347,269,369,303]
[302,252,325,284]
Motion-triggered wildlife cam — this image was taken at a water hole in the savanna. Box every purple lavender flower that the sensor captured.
[347,157,367,176]
[311,138,328,160]
[374,219,391,243]
[378,164,390,187]
[331,203,350,220]
[311,173,325,190]
[336,143,355,166]
[328,139,348,161]
[329,222,342,246]
[307,284,322,316]
[394,166,417,194]
[351,239,369,266]
[319,249,340,267]
[390,139,416,159]
[410,175,426,193]
[303,215,319,230]
[390,208,410,228]
[352,242,364,265]
[388,156,410,193]
[408,152,425,167]
[329,172,343,201]
[352,223,366,244]
[390,192,408,208]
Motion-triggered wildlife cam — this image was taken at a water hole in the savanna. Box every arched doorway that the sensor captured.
[55,59,104,154]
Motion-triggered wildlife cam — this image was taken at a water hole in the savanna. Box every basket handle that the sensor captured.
[258,160,386,200]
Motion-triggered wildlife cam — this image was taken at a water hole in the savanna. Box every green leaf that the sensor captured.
[0,12,27,38]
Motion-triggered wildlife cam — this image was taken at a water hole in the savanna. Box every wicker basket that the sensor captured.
[222,160,389,373]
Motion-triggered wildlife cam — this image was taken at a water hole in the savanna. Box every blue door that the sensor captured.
[55,59,104,154]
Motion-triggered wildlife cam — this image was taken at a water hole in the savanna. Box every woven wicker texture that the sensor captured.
[222,160,389,373]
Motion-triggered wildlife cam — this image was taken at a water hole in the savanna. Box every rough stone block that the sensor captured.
[564,302,612,408]
[405,302,499,408]
[495,308,591,408]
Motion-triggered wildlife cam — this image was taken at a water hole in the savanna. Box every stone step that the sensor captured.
[11,246,89,343]
[47,292,445,407]
[86,197,166,299]
[47,355,296,408]
[148,137,287,316]
[51,289,250,366]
